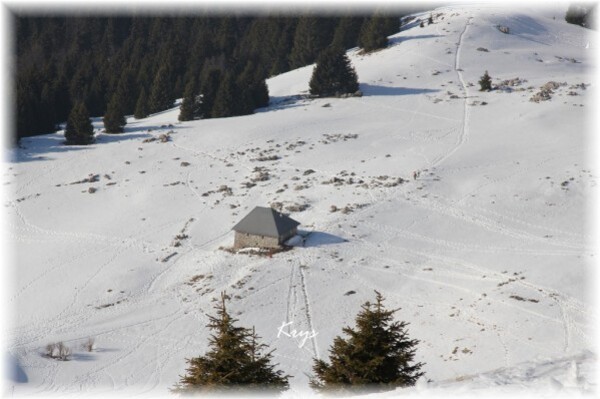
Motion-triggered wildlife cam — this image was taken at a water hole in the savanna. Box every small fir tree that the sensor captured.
[64,102,94,145]
[173,292,289,394]
[479,70,492,91]
[309,46,359,97]
[565,4,587,27]
[134,87,149,119]
[178,78,203,121]
[148,65,174,114]
[289,17,337,69]
[358,14,397,53]
[211,72,241,118]
[115,68,137,115]
[236,61,270,114]
[199,67,222,118]
[103,93,126,133]
[310,291,424,394]
[332,16,366,50]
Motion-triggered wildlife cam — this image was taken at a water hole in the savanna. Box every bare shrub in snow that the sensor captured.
[57,342,72,360]
[45,342,72,360]
[84,337,95,352]
[530,81,567,102]
[45,343,57,358]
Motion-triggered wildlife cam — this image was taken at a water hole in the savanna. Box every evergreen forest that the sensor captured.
[14,10,415,143]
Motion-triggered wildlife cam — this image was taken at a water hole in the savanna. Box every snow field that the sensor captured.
[4,4,598,396]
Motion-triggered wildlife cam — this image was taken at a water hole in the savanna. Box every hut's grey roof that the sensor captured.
[232,206,300,238]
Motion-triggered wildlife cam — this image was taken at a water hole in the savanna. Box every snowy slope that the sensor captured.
[3,4,598,397]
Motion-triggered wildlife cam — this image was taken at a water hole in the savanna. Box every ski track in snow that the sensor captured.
[298,263,319,359]
[431,15,472,168]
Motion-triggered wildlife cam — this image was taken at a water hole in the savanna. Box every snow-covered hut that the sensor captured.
[232,206,300,249]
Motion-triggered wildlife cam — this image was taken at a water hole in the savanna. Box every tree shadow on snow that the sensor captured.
[92,132,153,144]
[10,133,89,164]
[256,94,311,114]
[359,83,439,97]
[5,352,28,383]
[11,127,168,163]
[94,347,120,353]
[71,352,97,362]
[389,34,443,46]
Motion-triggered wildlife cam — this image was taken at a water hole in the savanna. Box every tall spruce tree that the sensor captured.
[148,65,173,114]
[64,102,94,145]
[115,68,137,115]
[332,16,366,50]
[310,291,424,394]
[199,67,223,118]
[178,78,203,121]
[134,87,149,119]
[103,93,126,133]
[309,46,359,97]
[289,17,337,69]
[237,61,270,114]
[211,72,240,118]
[358,14,398,53]
[173,292,289,394]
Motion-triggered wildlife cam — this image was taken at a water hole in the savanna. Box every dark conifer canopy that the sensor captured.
[103,93,126,133]
[211,72,240,118]
[289,17,337,69]
[178,78,203,121]
[133,87,149,119]
[309,47,359,97]
[148,65,174,114]
[15,12,409,140]
[358,14,398,53]
[64,102,94,145]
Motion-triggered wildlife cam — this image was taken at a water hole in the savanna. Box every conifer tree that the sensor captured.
[173,292,289,394]
[565,3,589,27]
[148,65,173,114]
[134,87,149,119]
[332,16,366,50]
[178,78,203,121]
[289,17,337,69]
[40,83,58,133]
[237,61,270,114]
[64,102,94,145]
[252,79,270,109]
[310,291,424,394]
[103,93,126,133]
[211,72,240,118]
[479,70,492,91]
[358,14,398,53]
[309,47,359,97]
[199,67,222,118]
[115,68,137,115]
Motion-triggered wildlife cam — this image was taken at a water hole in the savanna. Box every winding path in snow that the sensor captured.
[431,15,473,168]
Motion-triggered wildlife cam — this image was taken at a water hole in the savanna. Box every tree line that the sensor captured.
[15,11,406,143]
